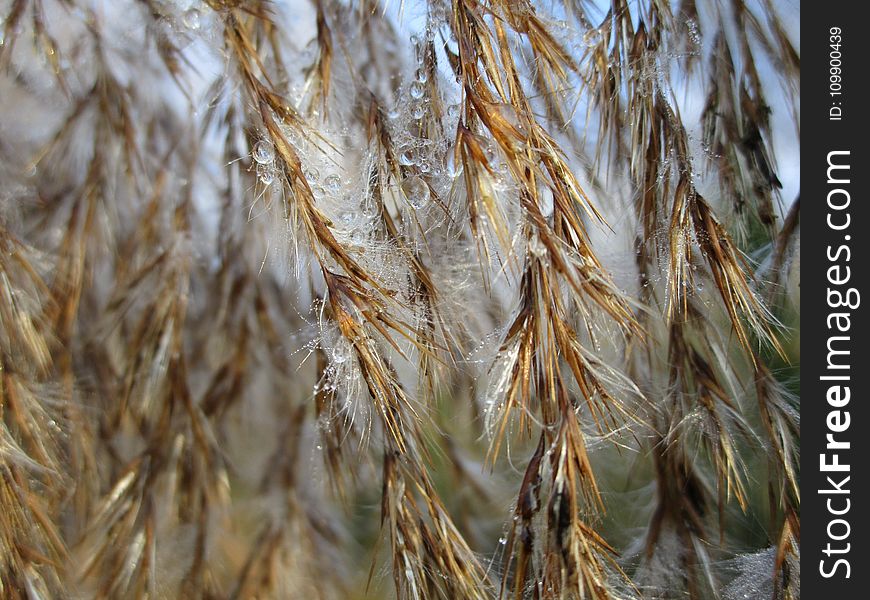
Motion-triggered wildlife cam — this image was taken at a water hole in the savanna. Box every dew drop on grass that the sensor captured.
[350,228,367,246]
[258,168,275,185]
[338,211,355,228]
[331,343,350,364]
[415,68,428,83]
[484,144,497,164]
[401,176,430,209]
[253,141,274,164]
[361,201,379,219]
[182,8,201,30]
[399,148,416,166]
[304,167,320,182]
[409,81,425,100]
[324,174,341,194]
[411,104,426,120]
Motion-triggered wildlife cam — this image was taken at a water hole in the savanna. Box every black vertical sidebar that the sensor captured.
[803,5,867,598]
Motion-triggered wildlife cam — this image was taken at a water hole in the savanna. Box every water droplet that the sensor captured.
[287,127,305,147]
[401,175,430,209]
[182,8,201,30]
[415,68,428,83]
[361,201,379,219]
[484,144,497,164]
[253,141,274,164]
[387,108,400,120]
[304,167,320,182]
[338,211,355,228]
[350,228,367,245]
[258,167,275,185]
[411,104,426,120]
[409,81,425,100]
[331,343,350,364]
[399,147,416,166]
[324,174,341,194]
